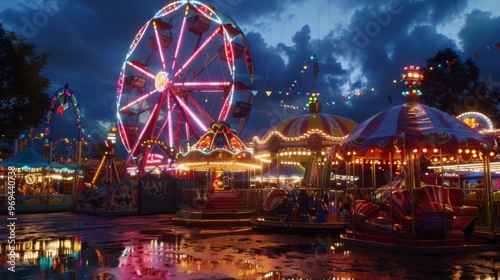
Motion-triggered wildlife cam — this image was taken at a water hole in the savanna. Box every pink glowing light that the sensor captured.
[153,21,167,70]
[127,61,156,80]
[121,89,158,111]
[171,16,187,71]
[174,27,221,78]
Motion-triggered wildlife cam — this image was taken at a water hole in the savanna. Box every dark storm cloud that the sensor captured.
[312,0,468,122]
[1,0,499,150]
[458,9,500,86]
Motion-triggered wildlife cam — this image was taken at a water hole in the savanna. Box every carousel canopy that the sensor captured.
[176,122,261,171]
[267,113,358,139]
[342,101,497,156]
[0,146,81,171]
[253,113,358,160]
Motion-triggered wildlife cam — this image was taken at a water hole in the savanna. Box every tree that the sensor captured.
[419,48,500,126]
[0,23,51,145]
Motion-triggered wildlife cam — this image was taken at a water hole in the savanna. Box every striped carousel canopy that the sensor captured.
[342,101,497,156]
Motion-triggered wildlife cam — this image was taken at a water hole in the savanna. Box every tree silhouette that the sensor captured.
[419,48,500,126]
[0,23,51,146]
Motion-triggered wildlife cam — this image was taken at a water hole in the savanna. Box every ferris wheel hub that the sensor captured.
[155,71,171,92]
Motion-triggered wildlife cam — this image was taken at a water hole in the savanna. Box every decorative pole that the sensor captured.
[400,65,424,237]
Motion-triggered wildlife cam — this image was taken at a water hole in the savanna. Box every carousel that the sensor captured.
[172,121,261,226]
[0,146,82,212]
[250,94,358,233]
[340,65,500,254]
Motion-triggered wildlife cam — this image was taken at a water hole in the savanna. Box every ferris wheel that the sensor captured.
[117,1,254,158]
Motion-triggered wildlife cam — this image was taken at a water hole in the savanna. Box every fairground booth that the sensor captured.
[0,146,82,212]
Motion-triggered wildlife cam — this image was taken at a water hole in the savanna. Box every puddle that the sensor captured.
[1,233,499,279]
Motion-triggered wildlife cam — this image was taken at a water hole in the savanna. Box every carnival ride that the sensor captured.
[116,1,254,179]
[173,121,261,225]
[0,85,86,212]
[340,66,500,253]
[250,70,359,232]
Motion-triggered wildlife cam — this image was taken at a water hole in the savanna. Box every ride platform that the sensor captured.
[172,208,257,227]
[340,229,500,254]
[250,215,349,234]
[473,227,500,240]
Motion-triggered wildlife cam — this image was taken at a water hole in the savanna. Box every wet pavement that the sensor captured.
[1,212,500,279]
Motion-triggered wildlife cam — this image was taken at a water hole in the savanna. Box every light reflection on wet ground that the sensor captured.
[1,213,499,279]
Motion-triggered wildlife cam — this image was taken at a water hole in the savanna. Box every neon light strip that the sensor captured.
[118,121,131,151]
[153,21,166,70]
[121,89,158,111]
[125,103,159,161]
[125,21,150,61]
[219,30,236,121]
[222,34,234,76]
[219,92,232,121]
[117,69,125,102]
[127,61,156,79]
[154,94,171,146]
[173,81,231,87]
[171,93,207,132]
[190,1,220,24]
[172,15,187,71]
[167,92,173,147]
[186,94,214,122]
[154,1,183,18]
[174,27,220,78]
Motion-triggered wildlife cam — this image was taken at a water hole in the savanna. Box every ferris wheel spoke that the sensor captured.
[189,54,219,81]
[152,93,176,145]
[185,94,215,123]
[127,61,156,80]
[173,27,221,78]
[171,15,187,72]
[122,103,159,157]
[151,18,174,70]
[120,89,159,111]
[173,81,231,88]
[166,91,174,148]
[219,94,233,121]
[170,92,208,133]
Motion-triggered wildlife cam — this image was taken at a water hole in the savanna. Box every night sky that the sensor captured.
[1,0,499,156]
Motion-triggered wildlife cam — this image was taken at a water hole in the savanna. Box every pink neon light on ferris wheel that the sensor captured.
[171,14,187,71]
[153,21,167,70]
[117,0,254,167]
[219,87,233,121]
[173,81,231,87]
[166,92,173,147]
[174,27,221,78]
[186,94,214,123]
[127,61,156,79]
[190,2,217,22]
[170,93,208,132]
[118,121,130,150]
[121,89,158,111]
